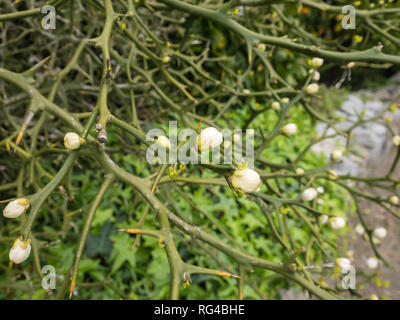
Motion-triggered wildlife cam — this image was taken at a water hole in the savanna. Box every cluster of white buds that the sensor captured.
[366,256,379,269]
[329,216,346,229]
[231,165,261,193]
[301,188,318,201]
[3,198,30,218]
[64,132,85,150]
[331,150,343,162]
[282,123,297,135]
[305,83,319,95]
[336,257,352,273]
[156,136,171,149]
[196,127,223,151]
[9,237,31,264]
[373,227,387,239]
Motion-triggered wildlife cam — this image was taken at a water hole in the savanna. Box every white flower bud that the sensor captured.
[355,224,365,235]
[162,56,171,63]
[231,168,261,193]
[373,227,387,239]
[196,127,223,151]
[64,132,85,150]
[347,62,355,69]
[281,97,290,104]
[389,195,399,205]
[329,216,346,229]
[296,168,304,175]
[156,136,171,149]
[3,198,30,218]
[311,70,320,81]
[319,214,328,224]
[328,169,338,180]
[282,123,297,135]
[308,57,324,68]
[393,135,400,146]
[366,257,379,269]
[305,83,319,95]
[271,101,281,111]
[9,238,31,264]
[331,150,343,162]
[257,43,266,51]
[301,188,318,201]
[336,257,351,273]
[317,187,324,194]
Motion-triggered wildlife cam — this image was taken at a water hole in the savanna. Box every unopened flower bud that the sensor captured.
[305,83,319,95]
[282,97,290,104]
[311,70,320,81]
[355,224,365,235]
[331,150,343,162]
[157,136,171,149]
[308,57,324,68]
[319,214,328,224]
[347,62,355,69]
[162,56,171,63]
[257,43,266,51]
[296,168,304,175]
[329,216,346,229]
[196,127,223,151]
[64,132,85,150]
[231,168,261,193]
[301,188,318,201]
[336,257,351,273]
[282,123,297,135]
[317,187,324,194]
[3,198,30,218]
[389,195,399,205]
[271,101,280,111]
[328,169,338,179]
[9,237,31,264]
[366,256,379,269]
[393,135,400,146]
[373,227,387,239]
